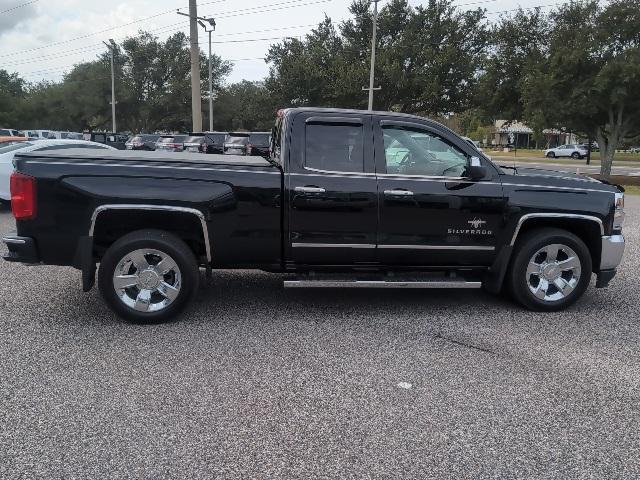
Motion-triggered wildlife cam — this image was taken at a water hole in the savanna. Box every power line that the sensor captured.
[0,0,38,14]
[3,23,316,69]
[0,0,327,60]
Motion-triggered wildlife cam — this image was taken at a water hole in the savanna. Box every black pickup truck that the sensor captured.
[2,108,626,323]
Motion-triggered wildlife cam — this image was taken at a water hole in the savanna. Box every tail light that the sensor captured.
[10,172,37,220]
[247,144,252,155]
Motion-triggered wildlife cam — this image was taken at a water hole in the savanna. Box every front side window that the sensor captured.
[305,123,364,173]
[383,126,468,177]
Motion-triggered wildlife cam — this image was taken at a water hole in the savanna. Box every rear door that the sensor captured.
[286,111,378,265]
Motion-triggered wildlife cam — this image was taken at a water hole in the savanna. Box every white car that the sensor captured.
[0,128,21,137]
[544,144,588,159]
[461,136,484,153]
[20,129,51,139]
[0,140,116,201]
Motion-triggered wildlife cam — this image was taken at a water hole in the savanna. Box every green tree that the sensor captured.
[523,0,640,178]
[266,0,489,116]
[0,70,26,127]
[212,81,277,131]
[478,8,548,122]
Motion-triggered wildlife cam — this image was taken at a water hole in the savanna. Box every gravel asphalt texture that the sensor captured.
[0,198,638,479]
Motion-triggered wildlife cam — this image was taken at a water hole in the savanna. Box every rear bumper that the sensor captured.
[600,234,625,270]
[2,234,40,264]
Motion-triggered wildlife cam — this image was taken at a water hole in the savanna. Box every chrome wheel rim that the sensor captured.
[526,243,581,302]
[113,248,182,312]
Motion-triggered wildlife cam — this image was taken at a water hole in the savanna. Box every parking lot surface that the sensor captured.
[1,198,638,479]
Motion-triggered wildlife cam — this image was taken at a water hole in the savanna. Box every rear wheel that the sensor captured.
[98,230,199,323]
[508,228,592,311]
[546,151,555,158]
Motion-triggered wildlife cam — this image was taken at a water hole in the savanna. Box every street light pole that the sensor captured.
[363,0,381,111]
[102,39,117,133]
[198,18,216,131]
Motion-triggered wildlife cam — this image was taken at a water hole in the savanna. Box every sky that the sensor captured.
[0,0,549,85]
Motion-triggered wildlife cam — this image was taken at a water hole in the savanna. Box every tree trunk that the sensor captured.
[596,105,627,180]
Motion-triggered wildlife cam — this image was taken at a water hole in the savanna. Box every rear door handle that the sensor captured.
[384,189,414,196]
[295,186,326,193]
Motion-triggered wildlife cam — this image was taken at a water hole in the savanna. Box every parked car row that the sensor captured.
[124,131,271,156]
[0,140,117,202]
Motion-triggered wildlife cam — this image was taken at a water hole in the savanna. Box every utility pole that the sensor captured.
[102,39,117,133]
[362,0,381,111]
[178,1,202,133]
[198,18,216,131]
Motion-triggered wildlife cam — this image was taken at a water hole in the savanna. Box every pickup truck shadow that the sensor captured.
[190,270,513,319]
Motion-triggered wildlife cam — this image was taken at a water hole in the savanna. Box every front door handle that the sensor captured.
[295,186,326,193]
[384,189,414,196]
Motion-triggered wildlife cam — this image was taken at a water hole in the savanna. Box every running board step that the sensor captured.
[283,279,482,289]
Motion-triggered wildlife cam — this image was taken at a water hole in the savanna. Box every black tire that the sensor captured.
[571,152,580,159]
[98,229,199,323]
[507,227,592,311]
[546,152,555,158]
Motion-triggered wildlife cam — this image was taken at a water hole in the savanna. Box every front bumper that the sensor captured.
[596,234,625,288]
[600,234,625,270]
[2,234,40,264]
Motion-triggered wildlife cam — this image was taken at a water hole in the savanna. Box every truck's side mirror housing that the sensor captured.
[468,156,487,180]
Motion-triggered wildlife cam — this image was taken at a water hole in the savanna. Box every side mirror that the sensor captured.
[468,156,487,180]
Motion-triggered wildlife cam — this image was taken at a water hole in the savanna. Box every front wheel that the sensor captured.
[98,230,200,323]
[571,152,581,159]
[508,228,592,311]
[546,152,555,158]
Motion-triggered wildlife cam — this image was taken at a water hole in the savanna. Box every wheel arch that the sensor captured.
[89,204,212,264]
[484,213,603,294]
[510,214,603,269]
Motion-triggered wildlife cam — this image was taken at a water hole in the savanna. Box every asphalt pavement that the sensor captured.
[0,199,639,479]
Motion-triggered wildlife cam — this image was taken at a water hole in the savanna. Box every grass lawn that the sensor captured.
[488,149,640,163]
[622,185,640,195]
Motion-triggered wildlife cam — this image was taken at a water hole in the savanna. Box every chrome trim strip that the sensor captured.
[378,244,495,251]
[510,213,604,246]
[383,189,414,196]
[294,186,326,193]
[27,161,280,176]
[301,167,376,177]
[89,204,212,263]
[2,236,26,245]
[284,280,482,289]
[292,243,376,249]
[378,173,467,181]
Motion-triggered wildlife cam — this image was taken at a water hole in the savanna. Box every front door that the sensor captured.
[374,119,505,266]
[286,112,378,265]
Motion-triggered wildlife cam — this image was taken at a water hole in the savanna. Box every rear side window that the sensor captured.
[305,123,364,173]
[0,142,32,154]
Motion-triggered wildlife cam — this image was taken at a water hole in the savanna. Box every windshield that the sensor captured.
[157,137,174,143]
[206,133,226,143]
[249,133,269,144]
[0,142,33,154]
[226,135,249,145]
[172,135,189,143]
[184,136,203,143]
